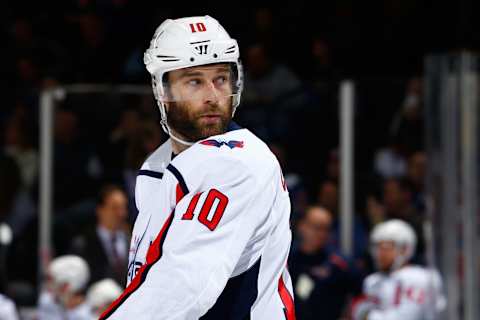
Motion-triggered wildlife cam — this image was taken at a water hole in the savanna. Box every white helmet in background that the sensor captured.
[86,279,122,315]
[48,255,90,294]
[144,15,243,146]
[370,219,417,270]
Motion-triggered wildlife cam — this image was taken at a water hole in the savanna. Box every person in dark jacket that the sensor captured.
[71,185,130,286]
[289,205,362,320]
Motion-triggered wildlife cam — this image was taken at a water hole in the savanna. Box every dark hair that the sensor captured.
[318,179,338,191]
[299,205,333,226]
[96,184,125,206]
[385,177,414,194]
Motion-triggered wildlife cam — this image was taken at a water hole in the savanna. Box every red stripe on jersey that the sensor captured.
[394,284,402,305]
[99,212,175,319]
[176,183,185,204]
[278,275,296,320]
[350,294,368,317]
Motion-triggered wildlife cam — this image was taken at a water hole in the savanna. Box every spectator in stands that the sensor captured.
[317,180,368,260]
[406,151,426,212]
[3,116,37,191]
[382,178,421,221]
[250,7,276,51]
[243,42,305,108]
[367,178,425,263]
[289,206,362,320]
[99,107,142,186]
[373,136,407,179]
[390,76,425,153]
[74,13,114,82]
[307,35,339,104]
[241,42,307,139]
[71,185,130,286]
[324,148,340,182]
[54,109,98,209]
[38,255,93,320]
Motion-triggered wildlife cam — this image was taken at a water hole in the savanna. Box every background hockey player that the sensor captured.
[86,279,122,317]
[38,255,93,320]
[100,15,295,319]
[352,219,446,320]
[0,294,19,320]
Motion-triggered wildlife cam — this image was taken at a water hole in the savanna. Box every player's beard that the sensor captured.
[166,99,233,142]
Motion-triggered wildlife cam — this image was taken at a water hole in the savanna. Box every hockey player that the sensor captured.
[86,279,122,317]
[352,219,446,320]
[0,223,18,320]
[100,15,295,319]
[38,255,94,320]
[0,294,18,320]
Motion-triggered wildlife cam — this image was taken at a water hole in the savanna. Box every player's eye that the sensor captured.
[186,78,202,86]
[214,75,230,86]
[215,76,226,84]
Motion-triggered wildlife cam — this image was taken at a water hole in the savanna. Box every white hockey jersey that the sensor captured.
[0,294,18,320]
[101,124,295,320]
[38,291,94,320]
[352,265,446,320]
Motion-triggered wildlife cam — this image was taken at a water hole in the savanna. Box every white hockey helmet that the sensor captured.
[86,278,122,313]
[144,15,243,145]
[48,255,90,293]
[370,219,417,269]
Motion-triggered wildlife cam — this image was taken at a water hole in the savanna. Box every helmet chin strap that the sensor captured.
[168,128,195,146]
[157,101,195,147]
[161,119,195,147]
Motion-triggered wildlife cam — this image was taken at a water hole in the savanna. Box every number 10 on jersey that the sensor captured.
[181,189,229,231]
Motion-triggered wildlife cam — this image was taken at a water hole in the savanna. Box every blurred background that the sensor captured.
[1,0,480,319]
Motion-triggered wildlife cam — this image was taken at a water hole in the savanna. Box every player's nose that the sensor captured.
[203,82,221,104]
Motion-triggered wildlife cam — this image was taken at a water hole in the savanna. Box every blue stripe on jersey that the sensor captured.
[138,170,164,179]
[166,164,189,195]
[200,258,261,320]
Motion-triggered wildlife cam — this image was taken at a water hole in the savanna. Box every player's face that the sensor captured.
[374,241,397,272]
[97,190,128,230]
[299,207,332,251]
[165,64,234,141]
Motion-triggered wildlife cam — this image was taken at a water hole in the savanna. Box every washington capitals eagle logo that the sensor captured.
[200,139,244,149]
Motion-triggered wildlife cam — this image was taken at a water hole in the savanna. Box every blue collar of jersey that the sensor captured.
[171,122,242,159]
[227,121,242,132]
